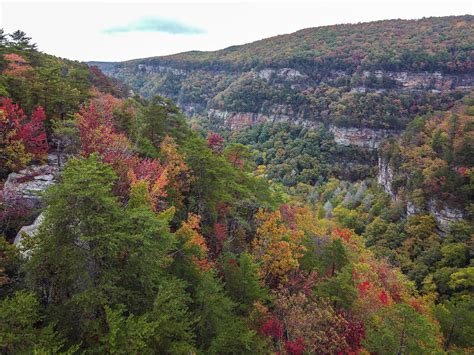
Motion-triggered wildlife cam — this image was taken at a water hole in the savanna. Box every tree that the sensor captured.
[0,291,70,353]
[207,132,224,154]
[0,29,7,46]
[2,53,32,77]
[364,303,443,354]
[224,143,252,170]
[434,295,474,350]
[24,154,125,346]
[194,271,259,353]
[220,252,269,313]
[160,135,193,207]
[17,106,48,159]
[9,30,37,50]
[272,290,352,354]
[77,95,168,201]
[316,265,358,309]
[101,278,196,354]
[175,213,212,272]
[252,209,304,284]
[140,96,188,148]
[319,238,349,276]
[449,267,474,293]
[0,98,48,175]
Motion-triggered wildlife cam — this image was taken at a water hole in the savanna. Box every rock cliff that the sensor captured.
[376,158,397,198]
[376,158,465,233]
[3,154,63,209]
[331,127,400,149]
[90,16,474,149]
[4,154,65,253]
[428,199,464,234]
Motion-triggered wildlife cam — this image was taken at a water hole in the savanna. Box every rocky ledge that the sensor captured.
[377,158,465,233]
[330,126,400,149]
[14,213,44,257]
[3,154,66,254]
[207,109,399,149]
[207,108,309,131]
[3,154,63,209]
[428,199,464,234]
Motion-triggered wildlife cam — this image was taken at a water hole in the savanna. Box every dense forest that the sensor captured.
[1,24,473,355]
[94,15,473,130]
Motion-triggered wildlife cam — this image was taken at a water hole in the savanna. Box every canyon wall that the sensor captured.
[376,158,465,233]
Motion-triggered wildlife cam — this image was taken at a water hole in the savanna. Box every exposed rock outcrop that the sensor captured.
[406,200,419,217]
[377,159,465,234]
[4,154,65,255]
[14,213,44,257]
[330,126,400,149]
[3,154,63,209]
[257,67,308,81]
[428,199,464,234]
[362,70,473,91]
[208,109,400,149]
[207,108,309,131]
[376,157,397,198]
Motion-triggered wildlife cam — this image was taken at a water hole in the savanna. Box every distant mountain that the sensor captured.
[91,15,474,142]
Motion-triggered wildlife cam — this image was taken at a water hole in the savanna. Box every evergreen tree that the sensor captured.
[220,252,269,313]
[364,303,443,354]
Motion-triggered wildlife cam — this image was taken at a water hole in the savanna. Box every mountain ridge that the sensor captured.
[90,15,473,140]
[91,15,473,70]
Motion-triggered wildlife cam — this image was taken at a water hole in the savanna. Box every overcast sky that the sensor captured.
[1,0,472,62]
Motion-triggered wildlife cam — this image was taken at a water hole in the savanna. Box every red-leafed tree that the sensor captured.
[207,132,224,154]
[259,316,284,341]
[285,338,305,355]
[212,222,227,255]
[77,95,168,207]
[340,313,366,353]
[0,98,48,174]
[16,106,48,159]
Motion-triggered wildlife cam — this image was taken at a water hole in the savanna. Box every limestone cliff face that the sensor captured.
[93,59,472,149]
[428,199,464,234]
[376,157,397,198]
[206,108,400,149]
[207,108,309,130]
[376,158,465,233]
[14,213,44,257]
[330,126,400,149]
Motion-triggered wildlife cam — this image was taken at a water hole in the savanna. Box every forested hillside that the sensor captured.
[93,15,473,133]
[2,29,473,354]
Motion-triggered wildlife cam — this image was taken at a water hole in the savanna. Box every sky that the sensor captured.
[0,0,472,62]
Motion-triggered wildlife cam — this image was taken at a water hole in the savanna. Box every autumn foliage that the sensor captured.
[77,94,170,206]
[1,27,468,352]
[2,53,32,77]
[0,98,48,174]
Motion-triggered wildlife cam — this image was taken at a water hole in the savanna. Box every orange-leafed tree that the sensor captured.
[2,53,32,77]
[176,213,212,271]
[252,208,305,284]
[160,135,193,207]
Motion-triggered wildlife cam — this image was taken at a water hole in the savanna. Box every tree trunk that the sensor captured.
[444,320,455,351]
